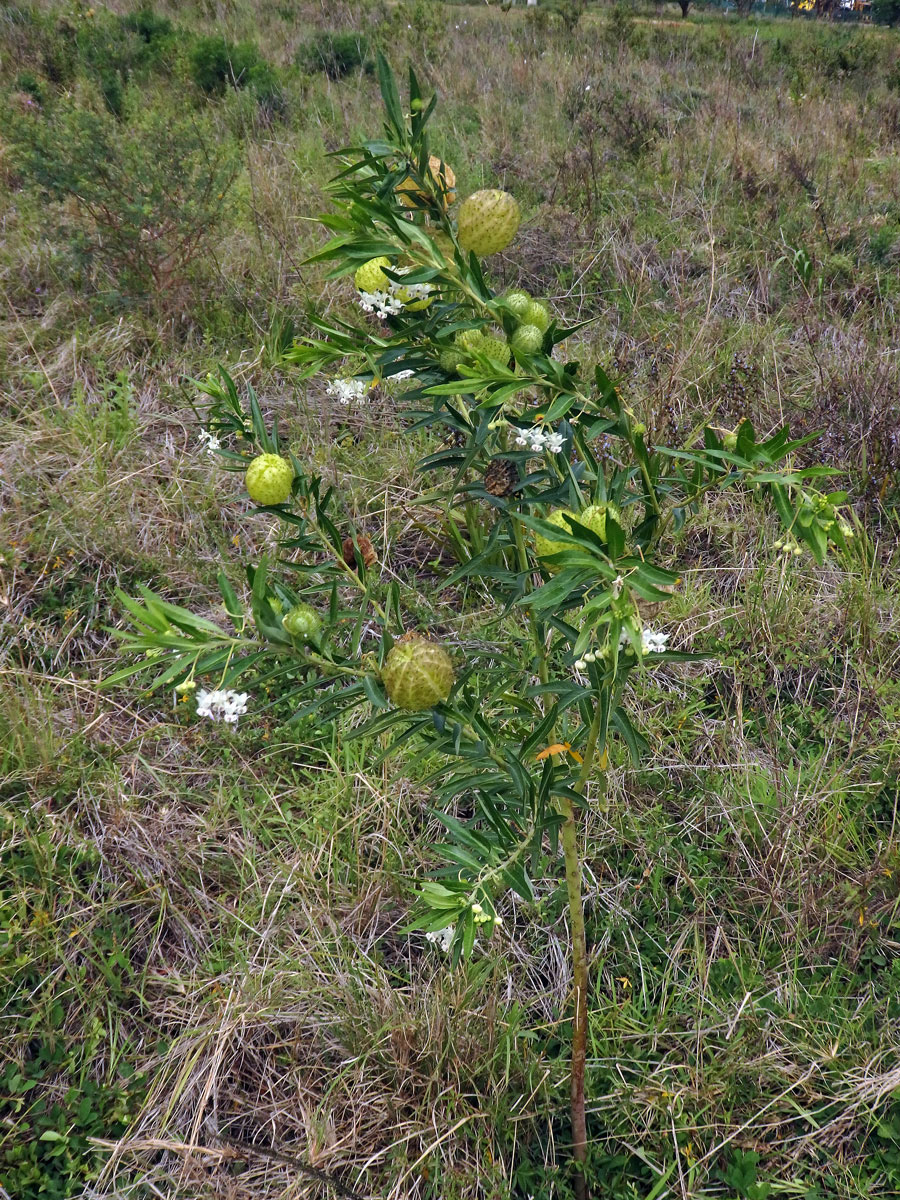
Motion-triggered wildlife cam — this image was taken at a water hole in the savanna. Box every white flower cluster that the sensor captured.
[195,689,249,725]
[326,377,369,406]
[573,628,669,673]
[514,426,565,454]
[358,269,433,319]
[618,628,670,654]
[358,290,404,318]
[641,629,670,654]
[198,429,221,455]
[425,926,455,952]
[396,279,434,302]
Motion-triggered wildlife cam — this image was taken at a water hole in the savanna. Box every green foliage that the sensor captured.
[14,69,44,103]
[114,56,849,954]
[767,25,880,76]
[869,1103,900,1188]
[5,97,238,304]
[121,7,175,48]
[296,30,371,79]
[544,0,586,34]
[593,83,661,159]
[602,1,640,47]
[0,811,147,1199]
[5,10,900,1197]
[188,33,278,103]
[105,63,858,1192]
[386,0,448,58]
[0,5,182,124]
[873,0,900,24]
[716,1149,772,1200]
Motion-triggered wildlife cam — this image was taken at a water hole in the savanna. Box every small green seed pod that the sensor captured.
[282,603,322,642]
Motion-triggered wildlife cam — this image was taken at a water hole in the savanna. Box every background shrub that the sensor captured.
[5,97,239,308]
[190,34,263,93]
[295,30,370,78]
[873,0,900,24]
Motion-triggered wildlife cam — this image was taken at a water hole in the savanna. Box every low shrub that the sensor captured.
[873,0,900,24]
[190,34,265,94]
[5,97,238,308]
[295,30,370,78]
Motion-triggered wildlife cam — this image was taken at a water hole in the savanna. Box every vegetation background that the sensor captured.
[1,0,899,1197]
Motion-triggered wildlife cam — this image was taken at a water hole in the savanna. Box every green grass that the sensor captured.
[2,1,900,1197]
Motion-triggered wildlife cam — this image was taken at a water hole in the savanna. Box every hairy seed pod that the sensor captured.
[282,603,322,642]
[503,289,531,317]
[381,637,454,711]
[521,299,551,332]
[534,504,621,571]
[397,155,457,210]
[484,458,518,497]
[245,453,294,506]
[457,189,520,256]
[354,256,391,292]
[342,534,377,571]
[510,324,544,356]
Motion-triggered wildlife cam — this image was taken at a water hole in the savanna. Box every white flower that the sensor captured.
[391,369,415,382]
[641,629,670,654]
[358,290,404,319]
[426,925,455,952]
[358,272,433,319]
[574,658,587,671]
[396,280,433,302]
[198,429,221,455]
[195,689,250,726]
[326,377,369,406]
[618,627,668,654]
[515,424,566,454]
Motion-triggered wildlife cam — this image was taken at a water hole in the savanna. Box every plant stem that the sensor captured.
[561,696,608,1200]
[560,794,589,1200]
[513,515,549,688]
[513,504,603,1199]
